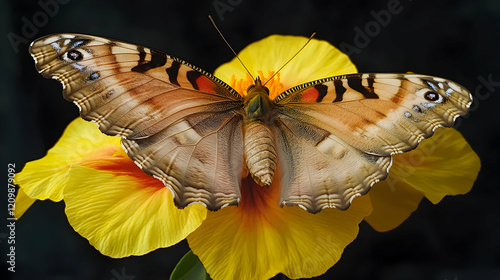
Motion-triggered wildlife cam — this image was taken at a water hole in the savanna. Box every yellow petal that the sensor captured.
[14,188,37,219]
[364,177,424,232]
[64,164,207,258]
[187,176,372,280]
[214,35,357,90]
[15,118,120,201]
[389,128,480,204]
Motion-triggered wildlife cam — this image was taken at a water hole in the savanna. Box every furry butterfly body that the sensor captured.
[29,34,472,213]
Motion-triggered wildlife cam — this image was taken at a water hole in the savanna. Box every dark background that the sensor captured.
[1,0,499,279]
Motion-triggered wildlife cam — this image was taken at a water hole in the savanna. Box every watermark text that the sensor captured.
[7,0,71,53]
[6,163,16,272]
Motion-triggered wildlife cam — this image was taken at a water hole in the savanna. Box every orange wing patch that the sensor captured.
[195,74,217,93]
[300,87,321,103]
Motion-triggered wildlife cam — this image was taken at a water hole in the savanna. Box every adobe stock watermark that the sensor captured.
[470,74,499,113]
[212,0,242,21]
[453,73,499,129]
[7,0,71,54]
[110,267,135,280]
[6,164,17,273]
[339,0,410,56]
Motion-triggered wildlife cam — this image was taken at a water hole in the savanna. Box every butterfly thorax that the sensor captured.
[242,77,277,187]
[243,77,274,123]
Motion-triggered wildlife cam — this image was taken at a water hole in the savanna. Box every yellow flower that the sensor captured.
[15,118,207,257]
[15,35,480,279]
[365,127,480,231]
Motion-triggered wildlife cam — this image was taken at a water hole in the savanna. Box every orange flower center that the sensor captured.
[230,70,285,100]
[236,171,287,231]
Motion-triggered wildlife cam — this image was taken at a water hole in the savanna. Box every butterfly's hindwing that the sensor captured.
[122,110,244,210]
[30,33,245,210]
[273,73,471,212]
[274,113,392,212]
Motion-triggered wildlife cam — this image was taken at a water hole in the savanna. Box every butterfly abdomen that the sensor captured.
[243,121,277,187]
[242,77,278,187]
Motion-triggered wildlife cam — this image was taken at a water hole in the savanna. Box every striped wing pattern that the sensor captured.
[29,34,245,210]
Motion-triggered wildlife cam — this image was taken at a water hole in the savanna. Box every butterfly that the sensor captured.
[29,34,472,213]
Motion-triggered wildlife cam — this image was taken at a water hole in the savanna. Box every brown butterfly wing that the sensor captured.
[273,73,472,213]
[30,34,245,210]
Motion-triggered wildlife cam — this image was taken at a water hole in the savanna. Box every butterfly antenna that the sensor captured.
[208,15,255,81]
[262,32,316,87]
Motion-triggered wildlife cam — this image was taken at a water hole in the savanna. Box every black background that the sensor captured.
[1,0,499,279]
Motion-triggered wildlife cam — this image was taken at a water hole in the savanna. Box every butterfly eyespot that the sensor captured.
[424,91,440,102]
[66,50,83,61]
[87,72,100,81]
[412,105,423,114]
[104,90,114,99]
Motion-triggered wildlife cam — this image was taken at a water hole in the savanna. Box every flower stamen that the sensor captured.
[230,71,285,99]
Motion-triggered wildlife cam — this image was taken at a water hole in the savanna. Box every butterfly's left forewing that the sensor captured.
[274,73,471,213]
[30,34,245,210]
